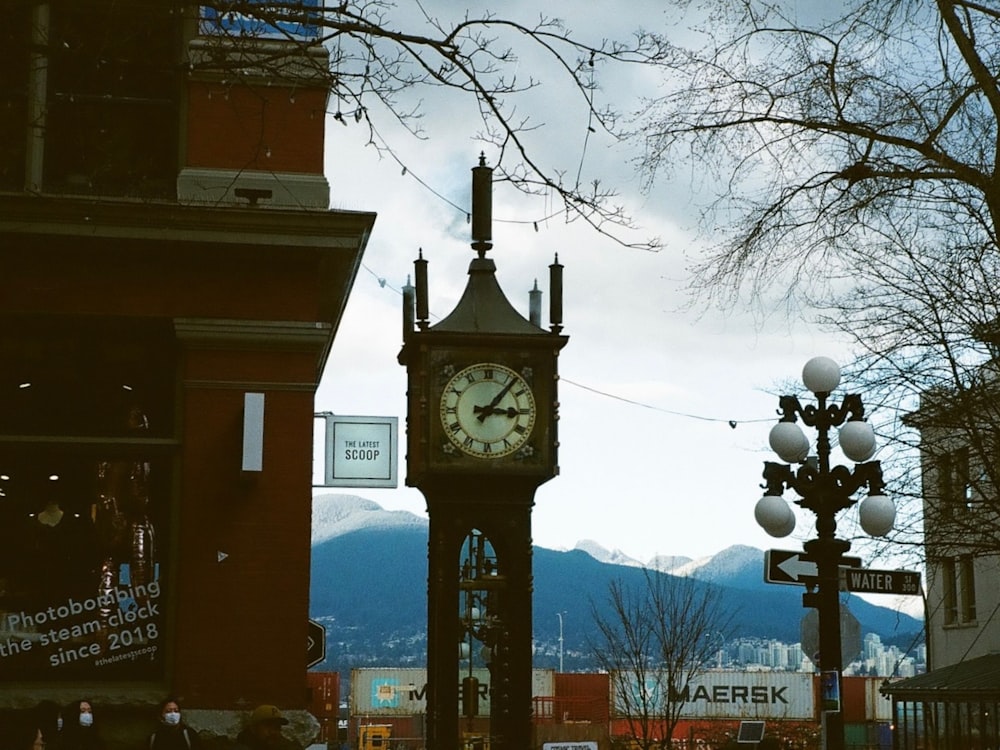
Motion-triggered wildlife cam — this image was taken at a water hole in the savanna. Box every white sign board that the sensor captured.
[543,744,598,750]
[318,415,398,488]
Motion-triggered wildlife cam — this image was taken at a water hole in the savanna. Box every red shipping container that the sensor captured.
[307,671,341,718]
[553,672,611,723]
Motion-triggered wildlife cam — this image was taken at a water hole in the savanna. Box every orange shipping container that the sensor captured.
[307,671,341,719]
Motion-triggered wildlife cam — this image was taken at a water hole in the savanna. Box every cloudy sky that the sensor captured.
[311,1,863,564]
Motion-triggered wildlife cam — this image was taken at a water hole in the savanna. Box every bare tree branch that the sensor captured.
[633,0,1000,564]
[194,0,670,249]
[590,569,734,750]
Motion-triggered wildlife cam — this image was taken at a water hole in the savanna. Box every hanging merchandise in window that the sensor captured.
[0,323,172,682]
[0,449,164,678]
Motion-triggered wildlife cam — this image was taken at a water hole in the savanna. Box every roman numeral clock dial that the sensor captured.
[439,363,536,459]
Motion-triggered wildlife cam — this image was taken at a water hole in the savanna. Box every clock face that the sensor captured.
[439,363,536,458]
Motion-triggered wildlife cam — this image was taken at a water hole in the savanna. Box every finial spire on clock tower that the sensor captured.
[471,152,493,258]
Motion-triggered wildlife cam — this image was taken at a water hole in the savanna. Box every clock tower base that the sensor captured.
[426,486,534,750]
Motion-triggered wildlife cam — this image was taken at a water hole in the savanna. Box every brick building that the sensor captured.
[0,2,374,745]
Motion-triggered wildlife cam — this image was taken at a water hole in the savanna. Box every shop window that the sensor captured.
[0,319,174,683]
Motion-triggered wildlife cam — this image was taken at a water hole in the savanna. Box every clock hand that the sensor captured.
[476,377,518,421]
[473,405,522,420]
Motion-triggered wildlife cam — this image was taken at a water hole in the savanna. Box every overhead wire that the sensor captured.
[356,107,769,429]
[359,262,774,429]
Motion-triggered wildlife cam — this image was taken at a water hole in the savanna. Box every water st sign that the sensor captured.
[764,549,862,586]
[841,567,922,596]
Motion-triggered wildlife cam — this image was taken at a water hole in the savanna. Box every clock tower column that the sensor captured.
[398,156,568,750]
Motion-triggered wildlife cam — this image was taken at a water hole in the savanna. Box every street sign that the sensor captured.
[764,549,862,586]
[841,567,922,596]
[307,618,327,668]
[801,607,862,667]
[317,414,398,488]
[765,550,817,585]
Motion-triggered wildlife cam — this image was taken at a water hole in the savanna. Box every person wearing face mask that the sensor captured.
[60,700,103,750]
[148,698,201,750]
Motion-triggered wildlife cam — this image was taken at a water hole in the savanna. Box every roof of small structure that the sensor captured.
[881,653,1000,700]
[431,255,545,335]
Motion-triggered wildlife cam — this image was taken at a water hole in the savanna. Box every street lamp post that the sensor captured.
[754,357,897,750]
[556,612,564,673]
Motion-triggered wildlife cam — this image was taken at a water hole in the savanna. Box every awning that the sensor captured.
[881,653,1000,701]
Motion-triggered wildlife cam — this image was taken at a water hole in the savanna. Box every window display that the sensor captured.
[0,453,167,680]
[0,320,173,682]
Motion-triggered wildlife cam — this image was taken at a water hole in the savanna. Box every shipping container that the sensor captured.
[344,670,892,734]
[554,672,611,701]
[350,668,555,718]
[537,673,611,723]
[865,678,893,722]
[306,672,341,745]
[308,671,341,719]
[611,671,816,720]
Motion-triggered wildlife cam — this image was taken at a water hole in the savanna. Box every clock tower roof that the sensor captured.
[430,255,545,336]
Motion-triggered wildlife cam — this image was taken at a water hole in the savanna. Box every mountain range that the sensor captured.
[309,494,924,672]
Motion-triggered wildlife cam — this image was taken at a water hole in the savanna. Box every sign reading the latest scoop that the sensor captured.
[321,415,398,488]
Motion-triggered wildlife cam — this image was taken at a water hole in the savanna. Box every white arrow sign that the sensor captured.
[764,549,863,586]
[765,549,817,585]
[777,554,818,582]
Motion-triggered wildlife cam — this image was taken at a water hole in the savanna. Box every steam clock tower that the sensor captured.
[398,156,568,750]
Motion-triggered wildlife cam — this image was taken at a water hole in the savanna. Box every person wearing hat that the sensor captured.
[234,706,300,750]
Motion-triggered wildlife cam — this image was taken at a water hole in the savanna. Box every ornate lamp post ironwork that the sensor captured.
[754,357,896,750]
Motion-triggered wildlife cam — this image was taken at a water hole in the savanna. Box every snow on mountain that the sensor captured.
[309,496,927,619]
[669,544,762,578]
[572,539,644,567]
[311,493,427,546]
[311,497,749,578]
[649,554,696,573]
